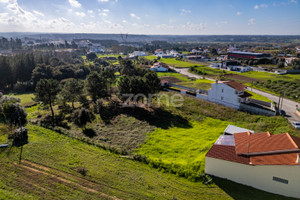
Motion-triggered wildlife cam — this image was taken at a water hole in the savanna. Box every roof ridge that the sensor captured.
[286,133,298,149]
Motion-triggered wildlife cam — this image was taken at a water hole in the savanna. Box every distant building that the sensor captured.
[206,131,300,199]
[228,51,271,59]
[129,51,148,58]
[150,62,169,72]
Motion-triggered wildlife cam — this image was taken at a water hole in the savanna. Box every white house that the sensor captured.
[150,62,169,72]
[203,81,252,109]
[206,131,300,199]
[129,51,148,58]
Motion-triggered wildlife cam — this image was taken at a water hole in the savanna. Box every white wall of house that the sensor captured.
[205,157,300,199]
[150,66,168,72]
[207,83,240,109]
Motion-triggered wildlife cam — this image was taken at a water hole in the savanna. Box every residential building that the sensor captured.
[150,62,169,72]
[205,131,300,199]
[228,51,271,59]
[206,81,252,109]
[129,51,148,58]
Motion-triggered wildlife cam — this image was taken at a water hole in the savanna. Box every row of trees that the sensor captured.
[0,37,22,49]
[34,60,161,126]
[0,51,84,91]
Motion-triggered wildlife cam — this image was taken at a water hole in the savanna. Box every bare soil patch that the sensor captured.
[225,74,262,83]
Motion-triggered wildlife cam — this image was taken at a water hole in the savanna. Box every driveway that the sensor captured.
[169,66,300,122]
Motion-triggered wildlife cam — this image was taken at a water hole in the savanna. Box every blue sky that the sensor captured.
[0,0,299,35]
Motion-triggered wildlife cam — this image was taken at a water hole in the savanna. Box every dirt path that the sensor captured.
[15,160,122,200]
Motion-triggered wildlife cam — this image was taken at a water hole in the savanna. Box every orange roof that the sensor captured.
[221,81,246,91]
[234,132,300,155]
[152,62,169,69]
[250,153,299,165]
[206,132,300,166]
[206,145,250,165]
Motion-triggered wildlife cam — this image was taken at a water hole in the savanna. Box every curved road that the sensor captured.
[170,67,300,122]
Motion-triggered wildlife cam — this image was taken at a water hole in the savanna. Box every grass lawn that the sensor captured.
[232,71,300,82]
[0,123,228,200]
[10,93,36,107]
[176,79,214,90]
[246,90,272,103]
[157,72,191,82]
[1,92,298,199]
[157,72,214,90]
[143,55,157,60]
[136,118,229,176]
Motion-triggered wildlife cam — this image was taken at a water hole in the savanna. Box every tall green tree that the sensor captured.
[86,72,108,103]
[35,79,60,125]
[60,79,84,109]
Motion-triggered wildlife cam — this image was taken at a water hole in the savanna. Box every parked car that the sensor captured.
[292,121,300,129]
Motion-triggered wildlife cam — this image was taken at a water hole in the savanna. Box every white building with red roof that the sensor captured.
[205,131,300,198]
[205,80,252,109]
[150,62,169,72]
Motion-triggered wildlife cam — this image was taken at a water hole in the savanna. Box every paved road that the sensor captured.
[248,87,300,122]
[169,67,300,122]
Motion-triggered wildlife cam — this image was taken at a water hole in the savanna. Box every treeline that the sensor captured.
[34,59,161,127]
[0,51,84,92]
[31,40,78,50]
[0,37,22,50]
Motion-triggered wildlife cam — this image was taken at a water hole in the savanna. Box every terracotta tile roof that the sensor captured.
[152,62,169,69]
[250,153,299,165]
[206,132,300,166]
[234,132,300,155]
[221,81,246,91]
[206,145,250,165]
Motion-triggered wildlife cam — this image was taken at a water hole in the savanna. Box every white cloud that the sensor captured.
[236,11,242,16]
[0,0,16,3]
[33,10,44,17]
[248,18,256,25]
[87,10,94,14]
[130,13,140,20]
[180,9,191,15]
[122,20,127,23]
[290,0,297,3]
[98,9,109,17]
[68,0,81,8]
[98,0,109,2]
[254,4,268,9]
[75,11,85,17]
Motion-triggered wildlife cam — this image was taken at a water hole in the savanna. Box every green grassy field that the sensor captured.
[1,93,298,199]
[176,79,213,90]
[10,93,36,107]
[136,119,229,177]
[232,71,300,82]
[158,72,214,90]
[246,90,272,103]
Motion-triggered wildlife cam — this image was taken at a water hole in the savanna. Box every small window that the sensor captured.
[235,90,238,94]
[273,176,288,184]
[222,89,224,93]
[221,96,223,100]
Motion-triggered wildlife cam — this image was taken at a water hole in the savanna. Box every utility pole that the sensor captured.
[277,94,281,113]
[280,92,285,112]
